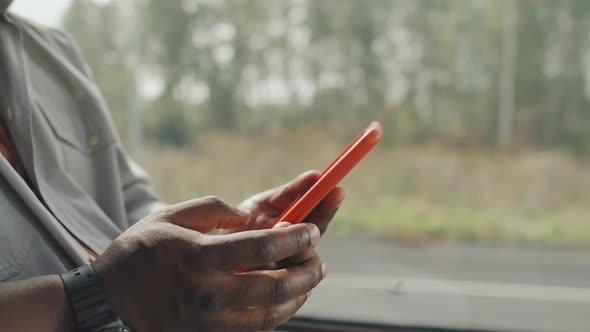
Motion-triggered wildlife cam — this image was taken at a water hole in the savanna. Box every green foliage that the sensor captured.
[155,109,192,147]
[59,0,590,246]
[62,0,590,153]
[145,95,193,147]
[140,131,590,247]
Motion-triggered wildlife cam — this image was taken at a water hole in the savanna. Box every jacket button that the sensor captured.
[87,135,99,149]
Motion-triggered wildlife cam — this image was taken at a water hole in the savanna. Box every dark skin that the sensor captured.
[227,170,345,271]
[230,170,345,235]
[0,171,344,332]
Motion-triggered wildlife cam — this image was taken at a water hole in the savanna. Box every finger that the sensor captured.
[222,294,309,332]
[249,220,290,271]
[273,222,318,270]
[250,222,289,270]
[304,186,346,234]
[254,261,279,271]
[205,223,321,270]
[222,257,324,308]
[273,222,292,229]
[220,221,295,271]
[161,196,250,233]
[224,171,320,234]
[276,247,319,270]
[256,222,293,270]
[267,171,321,211]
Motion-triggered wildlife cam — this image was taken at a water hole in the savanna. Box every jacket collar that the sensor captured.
[1,0,13,15]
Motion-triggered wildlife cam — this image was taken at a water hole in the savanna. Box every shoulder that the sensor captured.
[7,12,94,78]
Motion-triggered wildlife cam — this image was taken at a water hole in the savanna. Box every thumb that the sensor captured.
[163,196,250,233]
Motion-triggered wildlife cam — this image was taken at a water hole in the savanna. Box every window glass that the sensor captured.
[11,1,590,331]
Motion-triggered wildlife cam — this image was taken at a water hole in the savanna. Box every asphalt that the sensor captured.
[296,234,590,332]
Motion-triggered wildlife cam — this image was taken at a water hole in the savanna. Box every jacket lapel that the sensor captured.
[0,149,89,266]
[0,17,107,264]
[0,16,37,189]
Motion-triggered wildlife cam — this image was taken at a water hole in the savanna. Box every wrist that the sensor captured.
[46,275,78,332]
[60,265,131,332]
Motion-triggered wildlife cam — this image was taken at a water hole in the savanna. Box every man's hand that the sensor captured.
[92,197,326,332]
[227,171,346,235]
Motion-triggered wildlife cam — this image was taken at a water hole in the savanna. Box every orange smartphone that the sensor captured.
[269,121,384,228]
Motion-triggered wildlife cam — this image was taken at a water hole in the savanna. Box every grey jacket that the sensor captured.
[0,3,165,281]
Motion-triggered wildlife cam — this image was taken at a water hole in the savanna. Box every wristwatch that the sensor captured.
[60,264,131,332]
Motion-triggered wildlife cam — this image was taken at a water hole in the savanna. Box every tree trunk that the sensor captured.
[497,0,518,148]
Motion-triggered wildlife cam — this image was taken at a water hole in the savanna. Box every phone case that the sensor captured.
[270,121,383,227]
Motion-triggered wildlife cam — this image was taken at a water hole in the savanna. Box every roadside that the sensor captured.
[297,234,590,332]
[143,132,590,246]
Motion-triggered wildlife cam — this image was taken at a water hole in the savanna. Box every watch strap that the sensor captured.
[94,320,131,332]
[60,264,130,332]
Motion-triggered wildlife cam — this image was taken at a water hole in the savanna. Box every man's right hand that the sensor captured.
[92,196,326,332]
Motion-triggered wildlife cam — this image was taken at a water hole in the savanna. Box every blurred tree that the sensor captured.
[143,0,272,131]
[61,0,590,153]
[497,0,518,148]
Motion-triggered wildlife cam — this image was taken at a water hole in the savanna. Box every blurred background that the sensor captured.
[10,1,590,331]
[51,0,590,247]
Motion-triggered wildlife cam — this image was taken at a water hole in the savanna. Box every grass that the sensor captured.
[141,127,590,247]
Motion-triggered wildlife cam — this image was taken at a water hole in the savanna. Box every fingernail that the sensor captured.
[310,225,321,246]
[321,262,327,280]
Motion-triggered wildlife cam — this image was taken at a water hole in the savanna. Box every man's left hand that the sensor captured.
[223,171,346,236]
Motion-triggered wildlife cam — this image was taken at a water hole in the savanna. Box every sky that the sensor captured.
[9,0,110,27]
[9,0,71,27]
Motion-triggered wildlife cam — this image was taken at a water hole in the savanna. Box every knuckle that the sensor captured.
[194,287,223,312]
[255,235,279,262]
[268,276,290,304]
[204,196,226,209]
[307,267,320,288]
[295,228,311,251]
[153,205,176,220]
[261,307,281,331]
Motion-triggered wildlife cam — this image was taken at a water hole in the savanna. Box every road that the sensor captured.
[297,234,590,332]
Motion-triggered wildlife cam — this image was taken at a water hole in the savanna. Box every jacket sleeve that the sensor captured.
[116,145,167,225]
